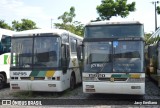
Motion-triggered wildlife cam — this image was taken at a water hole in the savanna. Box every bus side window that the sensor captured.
[62,34,69,43]
[77,40,82,61]
[1,35,11,53]
[70,37,77,53]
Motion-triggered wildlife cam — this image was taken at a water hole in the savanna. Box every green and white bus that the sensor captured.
[0,28,14,88]
[10,29,83,92]
[82,21,145,95]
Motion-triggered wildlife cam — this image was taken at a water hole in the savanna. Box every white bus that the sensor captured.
[82,21,145,95]
[10,29,83,92]
[0,28,14,88]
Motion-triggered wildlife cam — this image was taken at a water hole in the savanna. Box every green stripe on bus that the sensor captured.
[37,71,46,77]
[29,70,39,77]
[4,55,8,64]
[111,74,130,78]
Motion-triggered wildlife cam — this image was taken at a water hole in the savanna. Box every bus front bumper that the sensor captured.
[10,80,66,92]
[83,82,145,95]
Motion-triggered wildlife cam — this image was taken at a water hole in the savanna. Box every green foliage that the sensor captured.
[58,7,76,24]
[145,33,152,44]
[0,20,12,30]
[54,7,84,36]
[12,19,38,31]
[96,0,136,20]
[157,6,160,14]
[145,33,160,45]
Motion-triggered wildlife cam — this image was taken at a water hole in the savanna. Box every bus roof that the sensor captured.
[0,28,15,36]
[85,21,143,26]
[13,28,83,40]
[0,28,15,39]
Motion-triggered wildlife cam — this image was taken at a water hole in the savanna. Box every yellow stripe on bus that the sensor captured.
[46,70,55,77]
[130,74,140,78]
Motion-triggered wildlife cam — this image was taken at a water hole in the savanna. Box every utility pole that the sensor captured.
[51,18,53,29]
[152,1,159,31]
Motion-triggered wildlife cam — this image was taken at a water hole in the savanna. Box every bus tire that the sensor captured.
[70,73,76,90]
[0,73,6,89]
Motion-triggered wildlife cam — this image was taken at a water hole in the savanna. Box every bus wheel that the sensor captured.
[0,74,6,89]
[70,73,75,90]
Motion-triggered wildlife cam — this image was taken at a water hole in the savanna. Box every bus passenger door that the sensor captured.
[62,44,70,73]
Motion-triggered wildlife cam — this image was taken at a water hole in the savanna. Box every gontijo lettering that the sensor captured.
[89,74,105,78]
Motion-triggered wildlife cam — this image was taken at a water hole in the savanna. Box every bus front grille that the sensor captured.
[20,77,45,80]
[98,78,110,81]
[98,78,128,81]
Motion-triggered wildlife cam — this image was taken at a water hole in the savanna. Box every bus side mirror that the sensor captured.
[79,44,84,61]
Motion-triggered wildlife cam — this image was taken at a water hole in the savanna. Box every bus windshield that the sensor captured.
[0,35,11,54]
[83,41,144,73]
[85,24,144,38]
[11,36,60,68]
[113,41,143,72]
[84,42,112,72]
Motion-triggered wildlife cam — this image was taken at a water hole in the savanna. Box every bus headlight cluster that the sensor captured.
[47,76,60,81]
[48,84,56,87]
[11,84,20,90]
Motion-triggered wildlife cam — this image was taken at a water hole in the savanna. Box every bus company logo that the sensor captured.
[89,73,105,78]
[4,55,16,65]
[4,55,10,64]
[13,72,27,76]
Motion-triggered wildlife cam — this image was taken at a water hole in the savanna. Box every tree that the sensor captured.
[144,33,160,45]
[54,7,84,36]
[12,19,38,31]
[96,0,136,20]
[0,20,12,30]
[145,33,152,45]
[58,6,76,24]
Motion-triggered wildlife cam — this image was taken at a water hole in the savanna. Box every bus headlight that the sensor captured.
[86,85,94,89]
[83,77,95,81]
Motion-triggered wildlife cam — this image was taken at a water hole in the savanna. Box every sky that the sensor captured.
[0,0,160,33]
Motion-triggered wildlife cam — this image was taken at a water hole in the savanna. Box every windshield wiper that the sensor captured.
[33,63,46,67]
